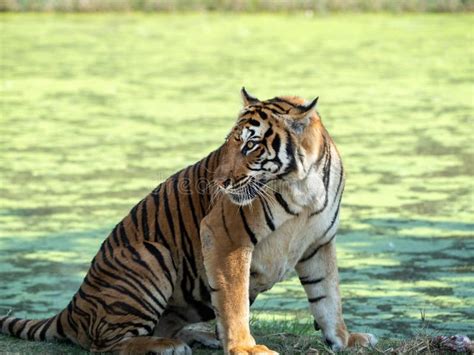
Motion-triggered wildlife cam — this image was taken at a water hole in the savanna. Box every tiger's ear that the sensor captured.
[241,87,260,106]
[293,97,318,117]
[288,97,319,134]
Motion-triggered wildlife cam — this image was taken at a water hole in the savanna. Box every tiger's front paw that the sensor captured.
[348,332,378,348]
[325,332,377,351]
[229,344,279,355]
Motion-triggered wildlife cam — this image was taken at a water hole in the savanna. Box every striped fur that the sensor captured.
[0,89,376,354]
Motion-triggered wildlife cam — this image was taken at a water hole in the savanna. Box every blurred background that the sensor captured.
[0,0,473,352]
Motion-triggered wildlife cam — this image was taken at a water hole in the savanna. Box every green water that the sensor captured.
[0,13,473,342]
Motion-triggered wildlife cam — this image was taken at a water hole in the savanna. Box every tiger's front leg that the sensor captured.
[296,238,377,351]
[200,204,278,355]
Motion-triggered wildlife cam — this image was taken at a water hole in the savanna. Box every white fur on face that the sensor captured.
[239,123,295,179]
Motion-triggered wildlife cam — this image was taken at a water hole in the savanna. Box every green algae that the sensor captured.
[0,13,473,351]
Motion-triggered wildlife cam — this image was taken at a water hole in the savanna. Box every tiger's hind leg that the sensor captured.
[176,323,221,349]
[115,336,192,355]
[155,311,221,350]
[82,241,184,353]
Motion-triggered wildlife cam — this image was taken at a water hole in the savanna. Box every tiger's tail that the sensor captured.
[0,309,69,342]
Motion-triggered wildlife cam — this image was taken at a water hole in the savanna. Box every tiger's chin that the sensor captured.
[226,184,260,206]
[227,191,257,206]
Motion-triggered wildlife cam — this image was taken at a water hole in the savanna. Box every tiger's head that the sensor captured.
[214,88,323,206]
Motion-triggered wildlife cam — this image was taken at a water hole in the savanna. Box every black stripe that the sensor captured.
[66,303,78,333]
[180,262,194,305]
[185,168,200,235]
[308,296,326,303]
[66,303,79,333]
[194,162,207,213]
[300,277,324,285]
[260,192,274,219]
[119,222,129,246]
[143,241,174,286]
[279,132,297,177]
[263,124,273,139]
[203,153,212,180]
[257,110,268,120]
[100,251,119,271]
[274,192,298,216]
[105,239,114,257]
[127,244,156,276]
[151,189,171,250]
[322,191,343,237]
[141,198,150,240]
[162,182,177,244]
[112,256,170,305]
[77,285,101,310]
[323,142,332,189]
[56,314,66,339]
[267,102,290,113]
[83,274,101,291]
[298,233,337,264]
[90,270,160,317]
[271,133,281,155]
[260,197,275,231]
[310,139,331,217]
[179,263,215,321]
[269,97,297,107]
[129,201,140,229]
[111,224,120,247]
[15,319,28,338]
[239,208,258,245]
[7,318,20,335]
[247,118,261,126]
[38,316,55,341]
[77,288,108,314]
[96,254,167,310]
[27,319,48,340]
[333,163,344,204]
[109,301,155,323]
[172,175,197,277]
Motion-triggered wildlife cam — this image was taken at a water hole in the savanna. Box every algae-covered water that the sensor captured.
[0,13,473,345]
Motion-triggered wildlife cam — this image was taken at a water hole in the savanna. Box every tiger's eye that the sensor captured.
[246,141,255,150]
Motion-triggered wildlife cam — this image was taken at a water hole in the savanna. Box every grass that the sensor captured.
[0,317,463,354]
[0,11,473,353]
[1,0,473,13]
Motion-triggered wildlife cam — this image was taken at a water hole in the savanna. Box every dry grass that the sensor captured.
[0,0,473,12]
[386,335,474,354]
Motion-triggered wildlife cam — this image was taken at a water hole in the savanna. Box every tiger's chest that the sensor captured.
[248,166,338,297]
[249,204,336,300]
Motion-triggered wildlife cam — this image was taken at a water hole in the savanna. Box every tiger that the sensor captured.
[0,88,377,354]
